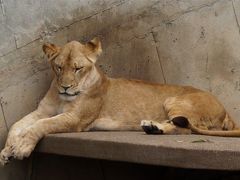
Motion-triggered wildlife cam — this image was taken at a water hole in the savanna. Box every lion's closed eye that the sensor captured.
[57,65,62,72]
[75,67,84,73]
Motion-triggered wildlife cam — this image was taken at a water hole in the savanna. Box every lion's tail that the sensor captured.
[189,124,240,137]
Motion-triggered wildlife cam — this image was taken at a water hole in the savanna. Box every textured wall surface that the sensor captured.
[0,0,240,179]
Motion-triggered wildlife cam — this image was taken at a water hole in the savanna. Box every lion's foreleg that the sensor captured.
[11,112,79,160]
[7,110,49,143]
[0,110,49,165]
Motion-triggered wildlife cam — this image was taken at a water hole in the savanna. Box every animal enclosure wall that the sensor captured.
[0,0,240,179]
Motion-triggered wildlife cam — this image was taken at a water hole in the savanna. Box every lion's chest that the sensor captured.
[57,101,72,114]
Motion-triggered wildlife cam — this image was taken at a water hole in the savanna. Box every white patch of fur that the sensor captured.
[57,102,64,114]
[12,128,22,136]
[59,94,77,101]
[141,120,151,126]
[141,120,164,129]
[86,118,120,131]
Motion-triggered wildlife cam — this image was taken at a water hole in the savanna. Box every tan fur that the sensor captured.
[0,38,239,165]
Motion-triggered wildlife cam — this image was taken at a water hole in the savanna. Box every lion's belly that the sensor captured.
[97,99,167,124]
[86,103,166,131]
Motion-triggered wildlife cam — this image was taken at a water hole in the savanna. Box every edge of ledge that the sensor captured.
[35,132,240,170]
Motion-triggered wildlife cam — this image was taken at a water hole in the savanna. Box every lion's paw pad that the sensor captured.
[141,120,163,134]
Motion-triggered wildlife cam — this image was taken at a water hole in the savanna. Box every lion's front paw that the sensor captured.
[0,146,13,165]
[11,137,36,160]
[11,130,38,160]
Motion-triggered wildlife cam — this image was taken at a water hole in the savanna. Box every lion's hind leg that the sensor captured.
[141,118,191,135]
[141,120,164,134]
[222,113,236,130]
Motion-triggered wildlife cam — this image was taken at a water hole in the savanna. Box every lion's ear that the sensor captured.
[85,37,102,63]
[42,43,61,61]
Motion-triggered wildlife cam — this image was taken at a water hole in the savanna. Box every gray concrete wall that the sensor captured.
[0,0,240,179]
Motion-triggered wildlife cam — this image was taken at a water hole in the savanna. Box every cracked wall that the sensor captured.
[0,0,240,179]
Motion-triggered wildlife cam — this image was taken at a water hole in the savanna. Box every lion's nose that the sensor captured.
[61,85,72,91]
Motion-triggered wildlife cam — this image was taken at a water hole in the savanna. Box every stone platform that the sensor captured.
[36,132,240,170]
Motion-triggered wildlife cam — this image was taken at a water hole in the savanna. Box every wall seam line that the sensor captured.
[232,0,240,35]
[0,0,131,58]
[0,0,5,16]
[151,32,166,84]
[0,98,9,131]
[0,0,221,59]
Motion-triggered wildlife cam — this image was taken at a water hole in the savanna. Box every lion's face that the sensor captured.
[42,38,102,101]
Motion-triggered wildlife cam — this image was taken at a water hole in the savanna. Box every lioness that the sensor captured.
[0,37,239,165]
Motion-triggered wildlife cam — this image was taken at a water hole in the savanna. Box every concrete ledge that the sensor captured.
[36,132,240,170]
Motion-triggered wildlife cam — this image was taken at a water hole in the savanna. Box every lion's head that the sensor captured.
[42,38,102,101]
